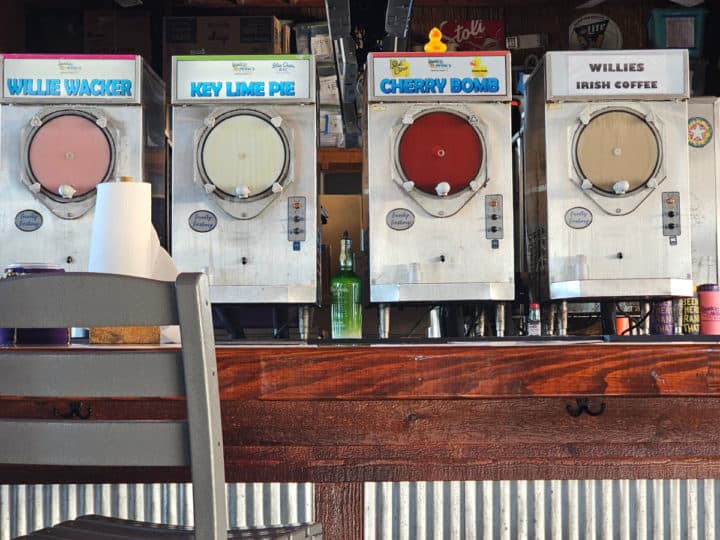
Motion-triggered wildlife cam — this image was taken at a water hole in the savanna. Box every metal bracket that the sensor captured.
[53,401,93,420]
[566,397,605,417]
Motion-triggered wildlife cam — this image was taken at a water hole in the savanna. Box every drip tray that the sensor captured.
[210,337,719,346]
[602,334,720,343]
[316,336,605,346]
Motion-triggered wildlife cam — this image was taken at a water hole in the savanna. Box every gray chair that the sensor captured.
[0,272,322,540]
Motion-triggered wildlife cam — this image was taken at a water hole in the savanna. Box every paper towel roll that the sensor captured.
[88,182,155,277]
[150,228,182,344]
[150,229,179,282]
[88,181,182,344]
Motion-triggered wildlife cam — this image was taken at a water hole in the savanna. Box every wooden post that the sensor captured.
[315,482,363,540]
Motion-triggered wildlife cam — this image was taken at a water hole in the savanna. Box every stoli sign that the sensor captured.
[439,19,505,51]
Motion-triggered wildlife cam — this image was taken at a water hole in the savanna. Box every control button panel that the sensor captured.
[288,196,307,242]
[662,191,681,237]
[485,194,504,240]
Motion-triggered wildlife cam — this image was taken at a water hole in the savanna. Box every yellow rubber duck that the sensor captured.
[424,27,447,53]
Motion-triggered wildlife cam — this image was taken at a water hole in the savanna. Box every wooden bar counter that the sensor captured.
[3,340,720,538]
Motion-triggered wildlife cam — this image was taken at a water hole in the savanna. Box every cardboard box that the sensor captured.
[319,74,341,106]
[319,107,345,148]
[164,16,287,77]
[84,10,153,63]
[90,326,160,344]
[294,22,334,62]
[282,22,292,54]
[320,107,344,135]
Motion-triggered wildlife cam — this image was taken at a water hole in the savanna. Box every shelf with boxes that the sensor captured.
[163,14,292,78]
[294,20,351,148]
[317,147,363,173]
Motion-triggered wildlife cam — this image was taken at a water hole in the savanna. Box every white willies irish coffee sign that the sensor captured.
[547,50,688,99]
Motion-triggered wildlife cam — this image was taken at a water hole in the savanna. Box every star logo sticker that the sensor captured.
[690,123,706,140]
[688,117,713,148]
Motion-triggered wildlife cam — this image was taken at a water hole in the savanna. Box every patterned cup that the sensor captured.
[698,284,720,335]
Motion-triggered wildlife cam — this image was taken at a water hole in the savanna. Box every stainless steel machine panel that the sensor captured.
[170,56,318,304]
[688,97,720,286]
[524,50,693,301]
[366,51,514,303]
[0,54,165,271]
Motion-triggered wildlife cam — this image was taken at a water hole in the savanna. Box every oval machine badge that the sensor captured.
[565,207,593,229]
[188,210,218,233]
[386,208,415,231]
[15,210,43,232]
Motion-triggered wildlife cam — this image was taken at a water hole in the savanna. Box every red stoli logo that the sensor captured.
[439,19,504,50]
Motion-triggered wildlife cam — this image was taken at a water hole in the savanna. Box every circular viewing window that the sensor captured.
[396,110,484,196]
[575,109,661,195]
[26,111,114,198]
[198,111,289,200]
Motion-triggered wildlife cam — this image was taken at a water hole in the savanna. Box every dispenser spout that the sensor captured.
[58,184,77,199]
[613,180,630,195]
[435,181,451,197]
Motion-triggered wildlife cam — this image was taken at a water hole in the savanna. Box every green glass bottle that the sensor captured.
[330,231,362,339]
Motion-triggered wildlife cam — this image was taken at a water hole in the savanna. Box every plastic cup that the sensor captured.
[698,284,720,335]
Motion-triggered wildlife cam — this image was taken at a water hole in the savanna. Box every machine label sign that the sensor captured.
[564,207,593,229]
[386,208,415,231]
[5,78,132,97]
[379,76,500,95]
[560,51,687,97]
[174,57,312,102]
[188,210,217,233]
[1,56,139,101]
[188,80,296,98]
[15,210,43,232]
[370,52,509,99]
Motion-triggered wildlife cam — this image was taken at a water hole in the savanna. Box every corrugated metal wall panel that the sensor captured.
[3,480,719,539]
[364,480,720,539]
[0,483,314,540]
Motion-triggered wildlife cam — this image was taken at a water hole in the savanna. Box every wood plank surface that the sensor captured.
[215,343,720,398]
[3,344,720,484]
[3,397,720,482]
